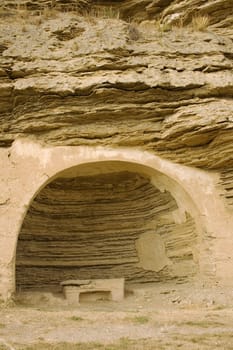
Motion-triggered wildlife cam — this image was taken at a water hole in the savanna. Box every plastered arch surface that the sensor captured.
[0,138,231,300]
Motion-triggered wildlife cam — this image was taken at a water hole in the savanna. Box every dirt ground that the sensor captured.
[1,282,233,350]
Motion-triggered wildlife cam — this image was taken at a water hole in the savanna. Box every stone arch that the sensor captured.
[0,139,221,300]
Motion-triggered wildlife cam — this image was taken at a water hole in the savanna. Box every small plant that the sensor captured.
[156,20,172,33]
[50,0,91,13]
[135,315,149,324]
[70,316,84,321]
[171,17,185,30]
[118,337,131,347]
[131,315,150,324]
[213,304,226,310]
[191,15,210,31]
[83,6,120,20]
[180,320,224,328]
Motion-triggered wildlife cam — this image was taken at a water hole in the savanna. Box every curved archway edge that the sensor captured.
[0,139,232,301]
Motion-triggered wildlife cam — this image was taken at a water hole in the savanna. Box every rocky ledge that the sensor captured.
[0,0,232,171]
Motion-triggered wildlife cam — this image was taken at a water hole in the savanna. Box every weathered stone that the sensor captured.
[0,1,232,301]
[0,8,232,170]
[61,278,125,303]
[16,171,198,290]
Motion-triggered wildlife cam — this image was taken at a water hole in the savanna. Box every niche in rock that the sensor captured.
[16,162,198,292]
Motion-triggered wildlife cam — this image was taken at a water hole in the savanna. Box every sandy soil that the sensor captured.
[0,282,233,350]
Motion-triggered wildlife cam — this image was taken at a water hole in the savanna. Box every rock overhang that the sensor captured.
[0,2,232,169]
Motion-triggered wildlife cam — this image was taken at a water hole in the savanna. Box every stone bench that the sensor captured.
[61,278,125,303]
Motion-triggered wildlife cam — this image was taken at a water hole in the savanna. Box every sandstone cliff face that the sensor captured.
[0,1,232,170]
[0,0,232,295]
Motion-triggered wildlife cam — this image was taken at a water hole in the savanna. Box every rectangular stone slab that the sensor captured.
[61,278,125,303]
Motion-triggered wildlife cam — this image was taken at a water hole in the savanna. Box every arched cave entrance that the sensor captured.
[15,161,199,293]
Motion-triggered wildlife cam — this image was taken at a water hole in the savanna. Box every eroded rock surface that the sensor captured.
[0,1,232,171]
[16,170,198,290]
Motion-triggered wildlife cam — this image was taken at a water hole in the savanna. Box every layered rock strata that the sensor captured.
[0,0,232,298]
[16,170,198,290]
[0,3,232,173]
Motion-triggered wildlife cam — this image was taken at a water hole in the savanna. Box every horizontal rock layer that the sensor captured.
[16,170,198,290]
[0,1,232,213]
[220,168,233,209]
[0,4,232,172]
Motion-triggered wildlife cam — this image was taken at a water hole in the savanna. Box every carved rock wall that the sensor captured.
[220,168,233,209]
[16,170,198,290]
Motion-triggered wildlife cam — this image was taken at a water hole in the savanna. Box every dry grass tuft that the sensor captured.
[125,315,150,324]
[0,2,121,24]
[82,6,120,20]
[156,20,172,33]
[170,17,185,30]
[191,15,210,31]
[133,316,149,324]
